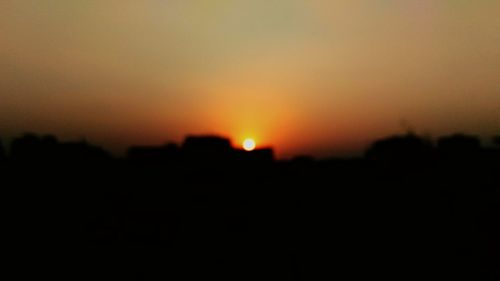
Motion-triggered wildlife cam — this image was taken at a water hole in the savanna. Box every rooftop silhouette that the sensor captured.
[2,131,499,280]
[128,135,274,166]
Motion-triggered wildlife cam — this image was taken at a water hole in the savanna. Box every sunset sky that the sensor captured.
[1,0,499,158]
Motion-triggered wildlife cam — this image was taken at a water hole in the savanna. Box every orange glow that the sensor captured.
[2,2,500,159]
[243,138,256,151]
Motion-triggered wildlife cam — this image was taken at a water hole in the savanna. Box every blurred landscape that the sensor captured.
[2,132,499,280]
[2,1,500,280]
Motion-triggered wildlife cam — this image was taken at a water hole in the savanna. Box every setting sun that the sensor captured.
[243,138,256,151]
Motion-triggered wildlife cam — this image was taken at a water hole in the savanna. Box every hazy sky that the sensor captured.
[1,0,499,158]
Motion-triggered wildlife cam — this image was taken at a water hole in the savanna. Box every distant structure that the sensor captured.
[365,133,433,165]
[0,138,6,163]
[183,136,232,154]
[493,135,500,147]
[10,133,109,164]
[10,134,59,162]
[128,143,180,164]
[437,134,482,162]
[438,134,481,155]
[58,141,111,163]
[182,136,234,165]
[291,155,315,163]
[235,147,274,164]
[7,132,276,166]
[127,135,274,166]
[437,134,481,152]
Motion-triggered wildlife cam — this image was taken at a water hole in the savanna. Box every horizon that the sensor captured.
[1,130,498,161]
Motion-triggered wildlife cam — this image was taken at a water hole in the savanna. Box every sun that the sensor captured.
[242,138,256,151]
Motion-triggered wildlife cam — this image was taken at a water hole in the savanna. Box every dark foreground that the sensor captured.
[2,133,499,280]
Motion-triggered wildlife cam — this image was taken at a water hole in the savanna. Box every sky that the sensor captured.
[1,0,499,158]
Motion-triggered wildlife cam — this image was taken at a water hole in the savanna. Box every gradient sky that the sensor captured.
[1,0,499,158]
